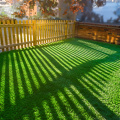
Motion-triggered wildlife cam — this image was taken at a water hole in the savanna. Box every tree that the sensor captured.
[12,0,106,19]
[62,0,85,15]
[12,0,58,18]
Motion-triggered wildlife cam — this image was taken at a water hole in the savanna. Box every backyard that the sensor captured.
[0,38,120,120]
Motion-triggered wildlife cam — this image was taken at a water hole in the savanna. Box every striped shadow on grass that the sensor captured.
[0,38,120,120]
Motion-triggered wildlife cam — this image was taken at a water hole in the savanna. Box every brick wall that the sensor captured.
[75,22,120,45]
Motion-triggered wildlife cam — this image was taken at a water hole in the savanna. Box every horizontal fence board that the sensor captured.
[36,34,73,42]
[0,24,33,27]
[0,41,34,49]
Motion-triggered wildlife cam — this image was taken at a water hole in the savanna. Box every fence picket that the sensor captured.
[36,20,39,45]
[60,20,62,40]
[51,20,53,42]
[56,20,58,41]
[52,20,53,42]
[41,20,43,44]
[22,20,26,48]
[19,20,23,49]
[7,20,12,50]
[59,20,61,40]
[62,20,64,39]
[63,20,65,39]
[65,20,68,39]
[32,20,36,46]
[39,20,42,45]
[0,21,4,52]
[46,20,48,43]
[26,20,29,47]
[11,20,16,50]
[29,20,32,47]
[68,21,70,38]
[63,20,66,39]
[54,20,56,41]
[15,20,19,49]
[49,20,50,42]
[48,20,49,43]
[58,20,60,40]
[44,20,47,43]
[3,20,8,51]
[73,21,76,38]
[70,21,71,38]
[43,20,45,44]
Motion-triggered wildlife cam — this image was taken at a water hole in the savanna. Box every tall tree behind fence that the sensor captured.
[0,20,75,52]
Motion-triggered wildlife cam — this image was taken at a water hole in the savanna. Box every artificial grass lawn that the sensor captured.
[0,38,120,120]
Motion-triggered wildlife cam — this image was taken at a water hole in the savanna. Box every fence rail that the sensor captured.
[0,20,75,52]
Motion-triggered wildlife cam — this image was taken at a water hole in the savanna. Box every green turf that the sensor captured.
[0,38,120,120]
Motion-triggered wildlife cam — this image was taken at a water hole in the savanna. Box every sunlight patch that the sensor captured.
[42,100,54,120]
[50,95,66,120]
[70,85,105,120]
[33,107,41,120]
[18,52,33,95]
[13,53,25,99]
[23,115,29,120]
[9,54,16,105]
[0,60,6,111]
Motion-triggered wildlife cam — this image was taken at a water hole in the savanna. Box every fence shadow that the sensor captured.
[0,38,120,120]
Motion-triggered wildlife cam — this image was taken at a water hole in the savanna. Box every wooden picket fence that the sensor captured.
[0,20,75,52]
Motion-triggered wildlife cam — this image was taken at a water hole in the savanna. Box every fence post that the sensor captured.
[65,20,68,39]
[33,20,37,46]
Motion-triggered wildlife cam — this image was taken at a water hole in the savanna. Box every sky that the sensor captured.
[93,1,120,22]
